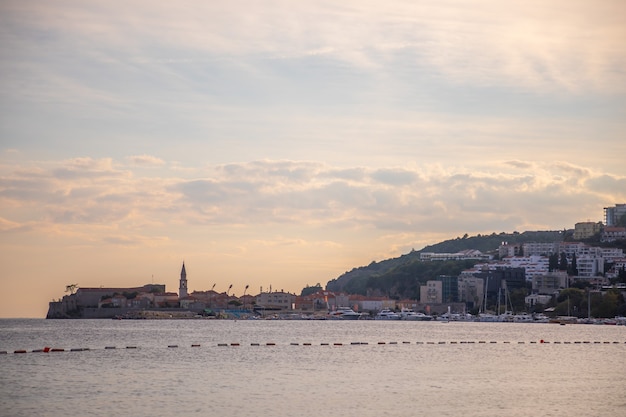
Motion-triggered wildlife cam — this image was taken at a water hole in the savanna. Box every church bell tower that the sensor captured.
[179,262,188,299]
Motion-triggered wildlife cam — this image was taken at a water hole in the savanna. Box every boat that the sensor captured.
[532,313,550,323]
[477,313,499,322]
[513,313,533,323]
[549,316,578,325]
[328,307,363,320]
[375,309,401,320]
[400,308,433,321]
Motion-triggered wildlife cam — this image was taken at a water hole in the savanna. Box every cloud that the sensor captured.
[370,168,419,186]
[126,155,165,166]
[3,0,624,96]
[503,160,534,170]
[2,158,623,245]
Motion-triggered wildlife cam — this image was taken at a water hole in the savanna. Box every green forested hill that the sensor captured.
[325,230,565,297]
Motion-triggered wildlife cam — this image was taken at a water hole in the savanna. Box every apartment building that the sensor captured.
[604,203,626,226]
[573,221,603,240]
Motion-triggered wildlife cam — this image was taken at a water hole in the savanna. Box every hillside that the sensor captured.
[325,230,565,296]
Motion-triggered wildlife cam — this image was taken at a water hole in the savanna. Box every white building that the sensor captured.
[420,250,492,262]
[501,255,549,281]
[523,242,559,256]
[525,294,553,308]
[576,256,604,277]
[602,227,626,243]
[558,242,602,258]
[600,247,625,262]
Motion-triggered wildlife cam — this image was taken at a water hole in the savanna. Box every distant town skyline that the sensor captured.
[1,0,625,317]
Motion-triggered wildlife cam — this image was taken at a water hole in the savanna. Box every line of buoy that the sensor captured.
[3,340,625,354]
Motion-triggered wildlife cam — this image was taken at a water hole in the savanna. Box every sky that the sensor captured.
[1,0,625,318]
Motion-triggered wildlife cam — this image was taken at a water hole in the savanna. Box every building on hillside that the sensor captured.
[606,258,626,279]
[420,249,492,262]
[576,256,604,277]
[523,242,559,256]
[573,222,603,240]
[501,255,549,281]
[604,203,626,226]
[420,280,442,304]
[571,275,609,287]
[558,242,602,258]
[602,227,626,242]
[498,242,522,258]
[532,271,568,294]
[600,247,625,262]
[458,276,484,308]
[437,275,458,303]
[419,276,462,305]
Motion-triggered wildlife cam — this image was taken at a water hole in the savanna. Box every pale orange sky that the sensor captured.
[1,0,625,317]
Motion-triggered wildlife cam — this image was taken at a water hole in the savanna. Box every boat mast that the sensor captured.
[483,275,489,313]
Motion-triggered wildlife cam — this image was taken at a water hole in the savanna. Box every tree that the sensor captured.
[548,253,559,272]
[592,290,623,318]
[559,252,568,271]
[65,284,78,295]
[569,253,578,276]
[301,283,323,297]
[509,288,528,312]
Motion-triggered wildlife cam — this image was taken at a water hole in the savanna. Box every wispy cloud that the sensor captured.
[127,155,165,166]
[3,0,624,95]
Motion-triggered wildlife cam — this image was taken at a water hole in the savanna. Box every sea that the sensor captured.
[1,318,625,417]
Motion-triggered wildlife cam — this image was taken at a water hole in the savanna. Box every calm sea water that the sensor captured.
[1,319,625,417]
